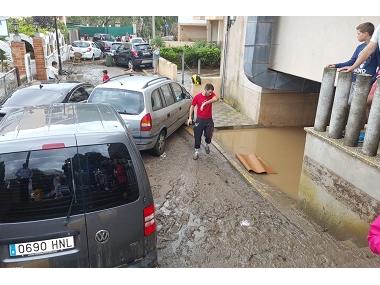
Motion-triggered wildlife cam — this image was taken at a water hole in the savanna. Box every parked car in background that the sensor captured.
[93,33,115,42]
[0,103,157,267]
[70,41,103,60]
[87,75,192,156]
[113,42,153,70]
[0,82,94,121]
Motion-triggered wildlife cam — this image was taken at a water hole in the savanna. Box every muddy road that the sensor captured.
[142,128,380,267]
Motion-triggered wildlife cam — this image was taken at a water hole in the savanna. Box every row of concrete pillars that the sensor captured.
[314,67,380,156]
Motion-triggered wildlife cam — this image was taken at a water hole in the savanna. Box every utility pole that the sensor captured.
[152,16,155,39]
[54,16,62,75]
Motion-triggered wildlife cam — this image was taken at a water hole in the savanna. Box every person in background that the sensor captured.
[152,45,160,74]
[47,61,59,81]
[327,22,379,105]
[102,70,110,83]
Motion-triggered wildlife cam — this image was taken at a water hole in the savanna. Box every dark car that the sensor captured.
[94,41,112,53]
[0,82,94,121]
[113,42,153,70]
[93,33,115,42]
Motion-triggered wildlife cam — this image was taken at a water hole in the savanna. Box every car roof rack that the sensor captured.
[108,74,134,81]
[142,77,170,88]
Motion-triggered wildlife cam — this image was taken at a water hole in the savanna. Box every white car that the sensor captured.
[70,41,103,60]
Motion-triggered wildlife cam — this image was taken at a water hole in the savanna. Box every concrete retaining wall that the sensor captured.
[158,57,177,81]
[298,128,380,245]
[164,41,194,48]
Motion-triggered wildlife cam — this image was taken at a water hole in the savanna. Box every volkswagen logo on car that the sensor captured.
[95,230,110,243]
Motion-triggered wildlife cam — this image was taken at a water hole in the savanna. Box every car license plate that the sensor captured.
[142,60,152,64]
[9,236,75,257]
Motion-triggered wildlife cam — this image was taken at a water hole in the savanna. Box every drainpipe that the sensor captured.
[220,17,231,100]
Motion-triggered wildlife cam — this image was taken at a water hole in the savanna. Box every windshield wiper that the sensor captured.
[65,157,77,226]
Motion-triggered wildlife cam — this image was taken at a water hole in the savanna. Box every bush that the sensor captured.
[150,36,165,48]
[160,42,221,68]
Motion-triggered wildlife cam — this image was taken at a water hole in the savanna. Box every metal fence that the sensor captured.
[0,68,19,103]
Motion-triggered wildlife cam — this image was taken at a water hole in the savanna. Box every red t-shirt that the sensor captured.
[191,92,216,119]
[102,74,110,82]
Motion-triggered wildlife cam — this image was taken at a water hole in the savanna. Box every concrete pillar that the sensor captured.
[362,79,380,156]
[344,74,372,147]
[328,71,352,139]
[33,37,47,81]
[10,41,26,77]
[314,67,337,132]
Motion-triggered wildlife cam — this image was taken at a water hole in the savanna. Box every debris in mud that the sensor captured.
[240,220,251,227]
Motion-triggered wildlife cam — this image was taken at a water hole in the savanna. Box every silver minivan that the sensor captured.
[87,75,192,155]
[0,103,157,267]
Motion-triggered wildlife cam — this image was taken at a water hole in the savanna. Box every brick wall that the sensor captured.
[33,37,47,81]
[10,41,26,77]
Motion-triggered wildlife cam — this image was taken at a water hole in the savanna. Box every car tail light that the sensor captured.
[140,113,152,131]
[144,204,156,236]
[131,49,138,57]
[87,47,92,52]
[42,143,65,150]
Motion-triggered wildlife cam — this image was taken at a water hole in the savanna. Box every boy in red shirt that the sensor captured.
[187,83,218,160]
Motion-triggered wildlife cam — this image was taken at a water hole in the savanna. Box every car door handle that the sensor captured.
[167,113,170,118]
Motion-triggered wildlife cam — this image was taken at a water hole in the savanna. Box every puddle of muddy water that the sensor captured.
[214,127,306,200]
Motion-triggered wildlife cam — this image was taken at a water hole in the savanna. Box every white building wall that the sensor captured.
[271,16,380,82]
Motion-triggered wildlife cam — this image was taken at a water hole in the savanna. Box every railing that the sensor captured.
[0,68,20,103]
[314,67,380,157]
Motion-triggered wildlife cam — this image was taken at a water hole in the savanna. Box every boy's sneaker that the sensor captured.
[193,149,199,160]
[205,144,210,154]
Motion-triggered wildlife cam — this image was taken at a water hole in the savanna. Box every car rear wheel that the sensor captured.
[151,130,166,156]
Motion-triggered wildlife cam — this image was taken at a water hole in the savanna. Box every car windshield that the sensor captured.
[72,41,90,48]
[89,88,144,115]
[134,44,151,51]
[2,88,65,107]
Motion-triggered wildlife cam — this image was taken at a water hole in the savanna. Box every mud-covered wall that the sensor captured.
[298,129,380,245]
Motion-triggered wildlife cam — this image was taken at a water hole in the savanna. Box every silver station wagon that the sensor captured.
[0,103,157,267]
[87,75,192,156]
